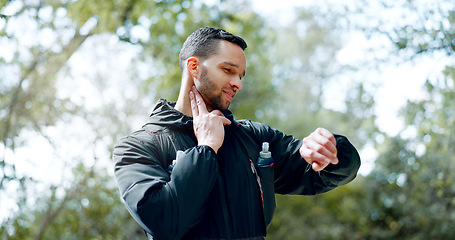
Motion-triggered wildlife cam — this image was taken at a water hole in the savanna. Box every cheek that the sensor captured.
[194,76,211,94]
[194,83,209,99]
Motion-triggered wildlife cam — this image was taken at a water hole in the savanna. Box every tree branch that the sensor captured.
[32,167,95,240]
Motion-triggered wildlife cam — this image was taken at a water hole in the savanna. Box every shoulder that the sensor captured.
[236,120,282,142]
[114,129,158,156]
[114,123,175,157]
[115,123,175,148]
[237,119,269,131]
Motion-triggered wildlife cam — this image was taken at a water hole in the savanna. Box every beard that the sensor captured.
[197,66,231,111]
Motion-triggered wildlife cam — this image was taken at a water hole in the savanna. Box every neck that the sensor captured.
[175,74,193,117]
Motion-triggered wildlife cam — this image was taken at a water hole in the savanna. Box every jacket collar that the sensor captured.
[147,99,237,130]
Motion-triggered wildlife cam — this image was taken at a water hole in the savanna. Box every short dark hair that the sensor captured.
[179,27,247,72]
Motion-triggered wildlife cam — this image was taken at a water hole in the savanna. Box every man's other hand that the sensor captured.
[189,86,231,153]
[299,128,338,171]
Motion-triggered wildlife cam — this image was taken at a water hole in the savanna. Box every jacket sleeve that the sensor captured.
[113,132,218,240]
[248,121,361,195]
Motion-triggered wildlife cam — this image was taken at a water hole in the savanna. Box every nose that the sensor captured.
[230,76,243,90]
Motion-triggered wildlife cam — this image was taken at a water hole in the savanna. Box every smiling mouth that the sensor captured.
[223,90,235,101]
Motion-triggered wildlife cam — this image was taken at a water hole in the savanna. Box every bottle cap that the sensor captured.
[260,142,272,158]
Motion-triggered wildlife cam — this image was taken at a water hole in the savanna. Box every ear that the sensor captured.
[186,57,199,79]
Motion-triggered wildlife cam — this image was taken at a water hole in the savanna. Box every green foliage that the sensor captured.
[3,164,143,239]
[268,0,455,239]
[37,165,143,240]
[269,180,367,240]
[257,6,377,150]
[262,6,345,135]
[356,52,455,239]
[358,0,455,58]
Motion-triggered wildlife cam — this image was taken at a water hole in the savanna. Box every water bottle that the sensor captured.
[257,142,274,167]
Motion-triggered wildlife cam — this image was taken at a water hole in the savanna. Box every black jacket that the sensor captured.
[113,99,361,240]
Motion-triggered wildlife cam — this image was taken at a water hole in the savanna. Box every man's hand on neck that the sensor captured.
[189,86,231,153]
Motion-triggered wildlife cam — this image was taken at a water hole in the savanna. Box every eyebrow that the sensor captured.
[221,61,246,78]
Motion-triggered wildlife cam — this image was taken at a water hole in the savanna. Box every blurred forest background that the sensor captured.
[1,0,454,239]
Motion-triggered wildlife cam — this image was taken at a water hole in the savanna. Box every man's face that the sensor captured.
[194,40,246,111]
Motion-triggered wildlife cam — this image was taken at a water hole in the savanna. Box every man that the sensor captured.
[114,27,361,240]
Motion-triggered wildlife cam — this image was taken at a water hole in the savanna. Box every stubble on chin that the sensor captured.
[198,67,230,111]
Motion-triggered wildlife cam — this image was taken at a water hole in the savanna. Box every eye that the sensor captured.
[223,68,231,73]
